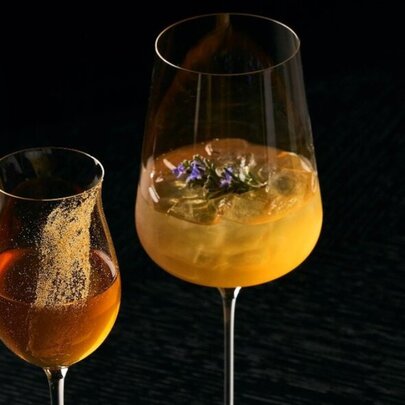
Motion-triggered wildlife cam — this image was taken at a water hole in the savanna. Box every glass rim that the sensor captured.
[155,12,301,77]
[0,146,105,202]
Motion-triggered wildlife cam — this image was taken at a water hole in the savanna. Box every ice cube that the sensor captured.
[153,179,205,213]
[168,195,228,225]
[266,168,313,218]
[271,169,311,197]
[275,150,302,170]
[222,189,272,224]
[272,172,296,195]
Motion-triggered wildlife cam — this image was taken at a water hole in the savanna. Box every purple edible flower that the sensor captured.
[220,167,233,188]
[187,160,205,182]
[172,163,186,178]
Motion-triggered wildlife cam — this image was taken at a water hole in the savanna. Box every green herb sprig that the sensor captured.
[171,154,267,198]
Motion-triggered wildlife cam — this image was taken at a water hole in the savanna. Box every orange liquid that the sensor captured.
[136,140,322,287]
[0,248,120,368]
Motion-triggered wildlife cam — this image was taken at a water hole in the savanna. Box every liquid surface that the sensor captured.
[136,139,322,287]
[0,248,121,367]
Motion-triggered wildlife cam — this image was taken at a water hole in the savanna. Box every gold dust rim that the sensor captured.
[0,146,104,202]
[155,12,301,77]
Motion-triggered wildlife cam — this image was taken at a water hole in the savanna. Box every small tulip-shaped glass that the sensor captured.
[0,147,121,405]
[135,13,322,404]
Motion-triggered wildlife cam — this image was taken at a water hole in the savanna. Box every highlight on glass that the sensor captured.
[135,13,322,404]
[0,147,121,405]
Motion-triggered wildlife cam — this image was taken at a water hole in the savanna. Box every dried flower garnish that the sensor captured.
[171,154,267,198]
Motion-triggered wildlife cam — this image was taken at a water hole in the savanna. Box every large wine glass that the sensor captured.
[135,13,322,404]
[0,147,121,405]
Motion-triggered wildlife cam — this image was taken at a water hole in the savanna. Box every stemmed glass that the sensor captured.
[0,147,121,405]
[135,13,322,404]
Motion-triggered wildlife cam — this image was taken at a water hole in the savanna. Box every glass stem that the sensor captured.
[44,367,68,405]
[219,287,241,405]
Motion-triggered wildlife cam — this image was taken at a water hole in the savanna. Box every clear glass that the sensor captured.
[135,12,322,404]
[0,147,121,405]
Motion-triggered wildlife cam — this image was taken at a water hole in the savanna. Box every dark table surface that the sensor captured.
[0,2,404,404]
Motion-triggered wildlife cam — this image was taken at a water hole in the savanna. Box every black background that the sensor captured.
[1,1,404,404]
